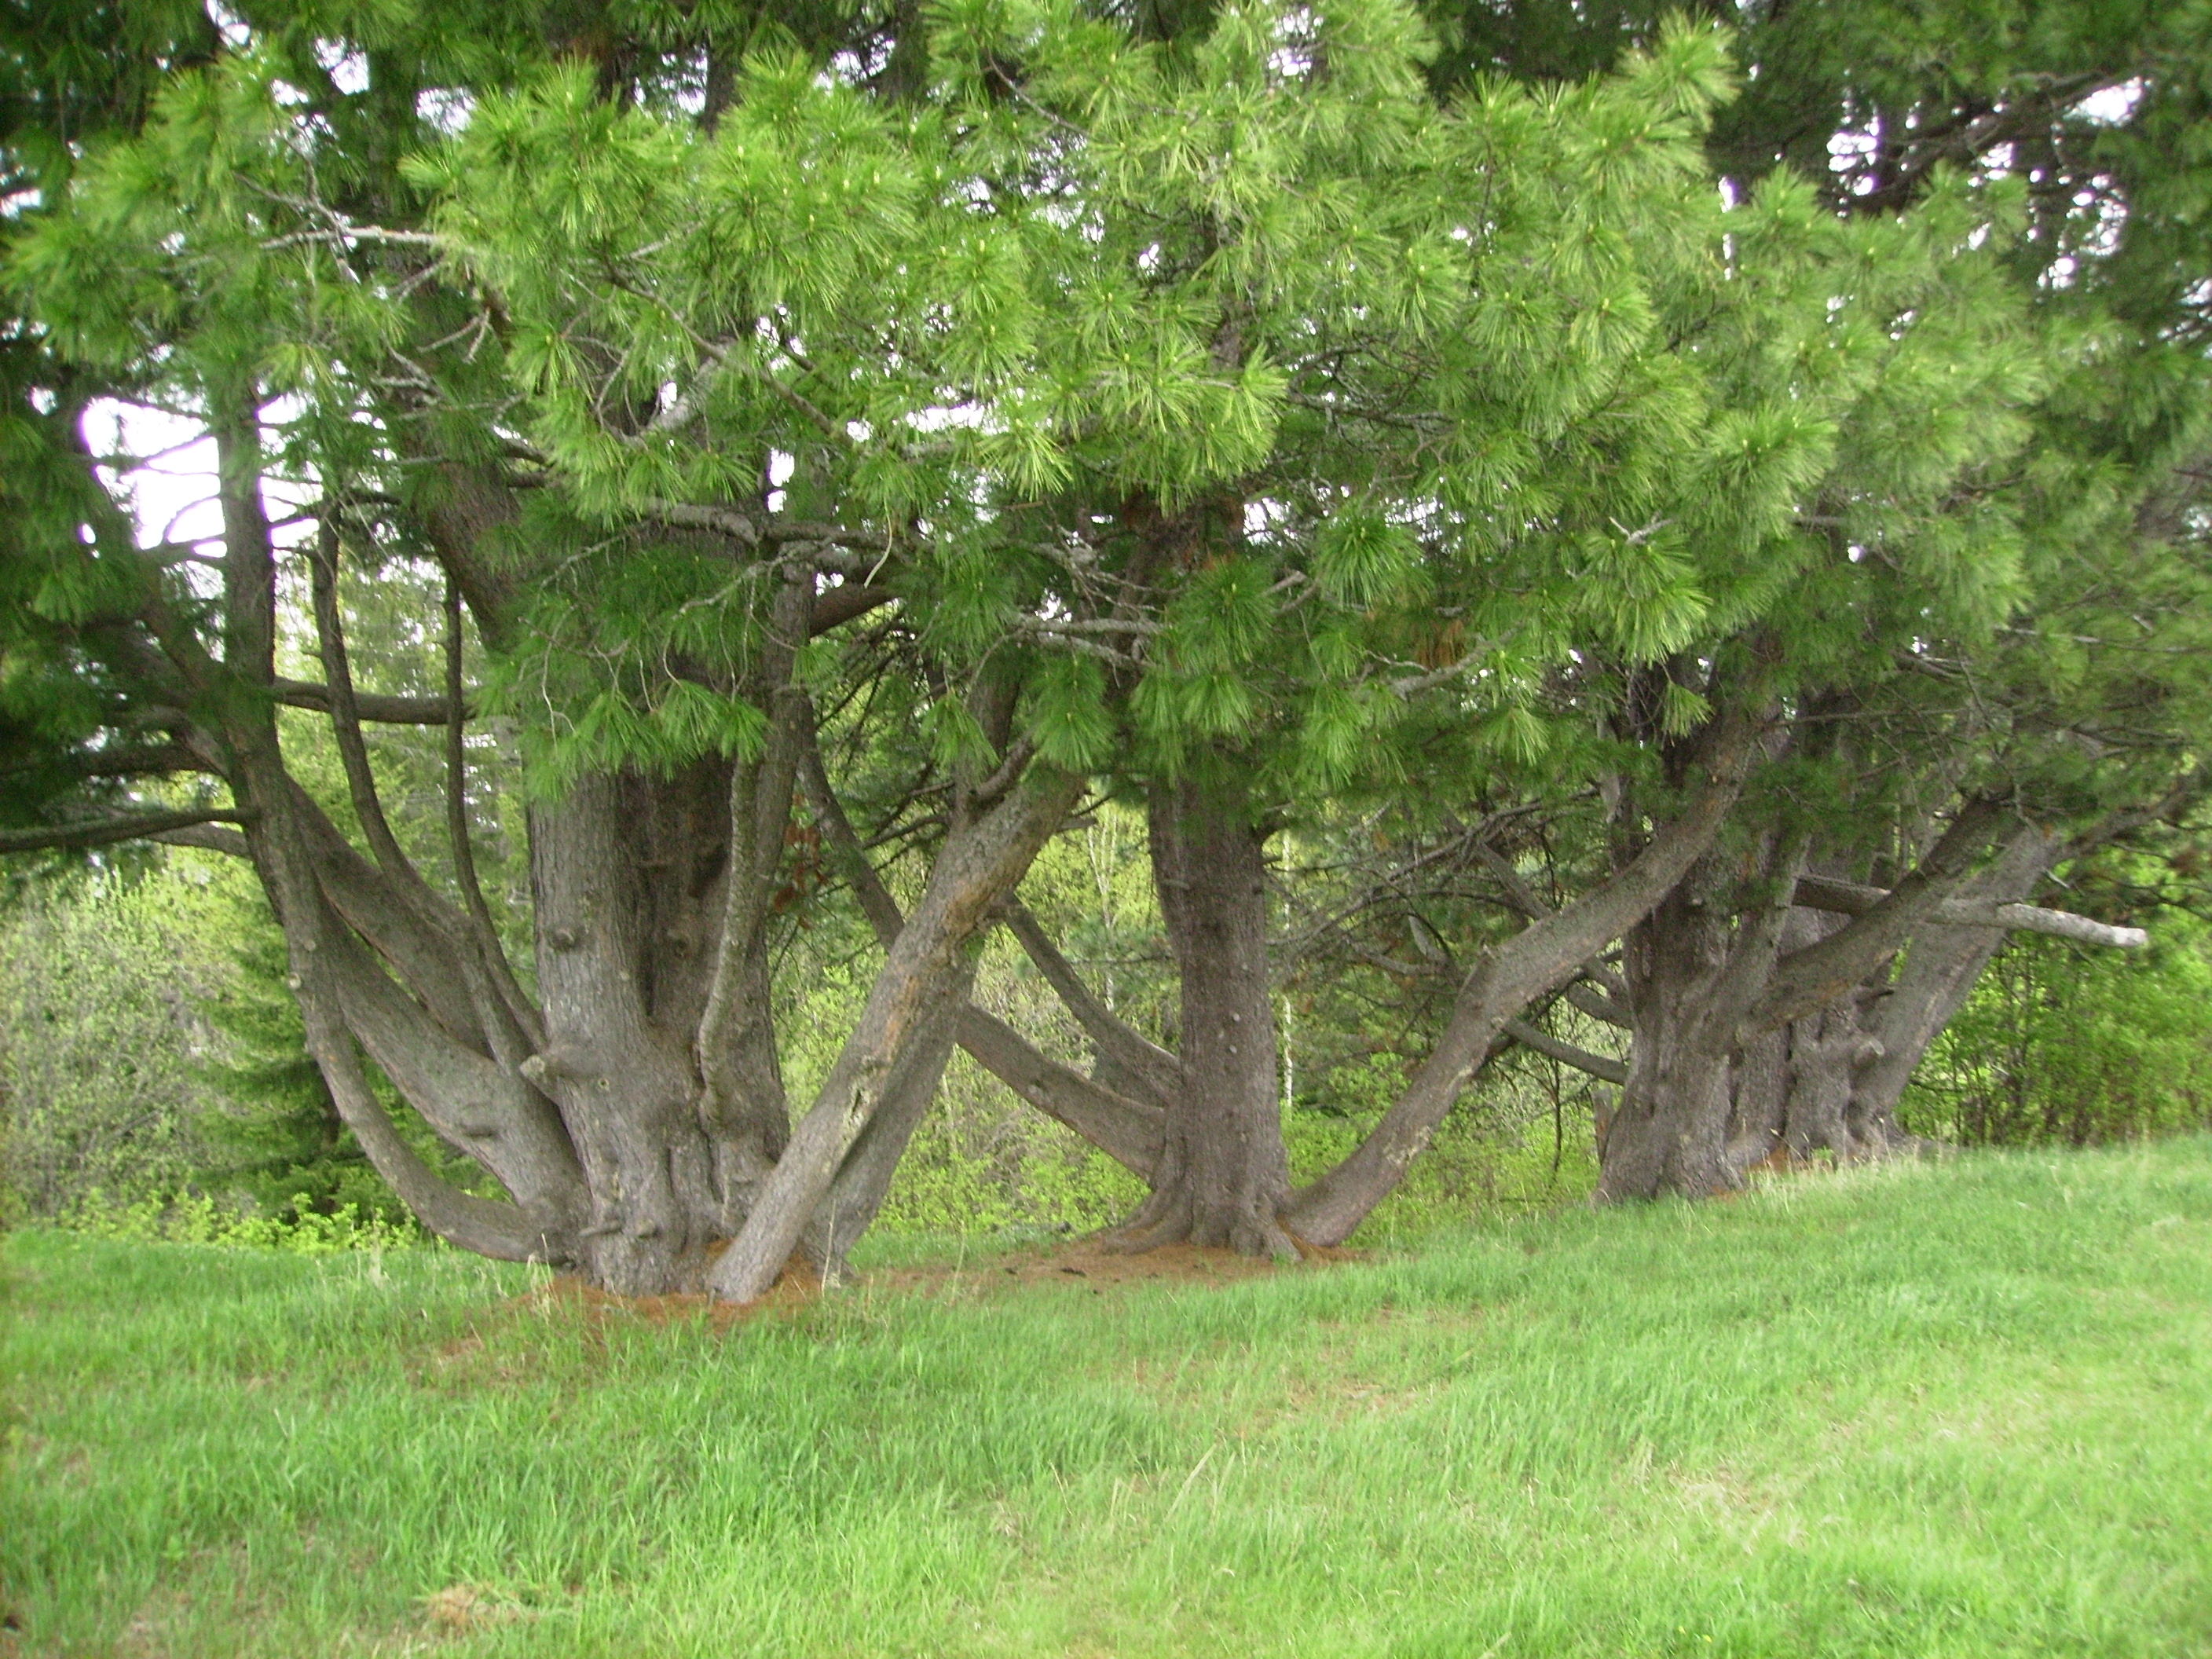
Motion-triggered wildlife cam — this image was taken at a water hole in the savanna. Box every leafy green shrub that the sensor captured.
[1902,925,2212,1147]
[189,910,427,1232]
[2,856,441,1248]
[58,1187,416,1254]
[0,871,228,1220]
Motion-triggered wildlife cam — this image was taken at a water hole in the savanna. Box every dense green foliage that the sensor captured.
[0,869,226,1220]
[1906,928,2212,1148]
[6,1137,2210,1655]
[0,858,467,1238]
[1,0,2209,1275]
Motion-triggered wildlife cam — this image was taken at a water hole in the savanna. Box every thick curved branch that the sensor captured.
[245,757,579,1260]
[302,966,565,1264]
[292,842,580,1227]
[800,718,1166,1175]
[437,573,540,1048]
[200,404,570,1249]
[293,552,543,1060]
[151,822,255,858]
[1740,798,2009,1039]
[292,790,477,1024]
[310,519,417,884]
[710,762,1090,1302]
[1503,1017,1628,1086]
[273,679,463,724]
[811,583,898,634]
[1002,902,1183,1109]
[1287,705,1764,1246]
[956,1008,1164,1176]
[0,808,253,855]
[1789,873,2147,947]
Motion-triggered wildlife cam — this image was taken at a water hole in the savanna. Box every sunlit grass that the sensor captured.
[5,1140,2210,1656]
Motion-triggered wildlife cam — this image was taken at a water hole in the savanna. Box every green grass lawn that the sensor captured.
[5,1141,2210,1657]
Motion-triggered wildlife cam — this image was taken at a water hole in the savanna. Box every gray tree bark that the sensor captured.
[178,399,1065,1295]
[969,707,1766,1248]
[708,760,1087,1301]
[1100,767,1298,1257]
[1284,705,1766,1243]
[1595,807,2077,1201]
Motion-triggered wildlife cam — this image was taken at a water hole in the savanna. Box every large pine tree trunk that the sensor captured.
[1763,910,1906,1167]
[205,424,1022,1295]
[1598,802,2019,1200]
[1848,824,2064,1134]
[1106,767,1297,1256]
[1741,826,2070,1171]
[1654,910,1903,1183]
[258,747,801,1293]
[1593,868,1746,1199]
[521,769,783,1293]
[1777,983,1895,1164]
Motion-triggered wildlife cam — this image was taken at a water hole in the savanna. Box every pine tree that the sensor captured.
[4,0,2207,1289]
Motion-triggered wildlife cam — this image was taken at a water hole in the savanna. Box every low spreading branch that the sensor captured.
[0,808,254,855]
[1790,873,2147,948]
[273,678,467,725]
[1502,1017,1628,1086]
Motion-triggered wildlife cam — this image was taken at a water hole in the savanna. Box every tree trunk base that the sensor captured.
[1115,766,1300,1262]
[1097,1178,1302,1260]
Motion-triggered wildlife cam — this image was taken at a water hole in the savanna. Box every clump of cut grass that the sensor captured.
[5,1139,2210,1656]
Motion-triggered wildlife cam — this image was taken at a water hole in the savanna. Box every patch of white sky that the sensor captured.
[1820,78,2148,292]
[904,401,997,434]
[314,37,371,93]
[62,19,485,564]
[2076,79,2146,126]
[207,1,251,49]
[1827,111,1881,194]
[418,86,474,132]
[1830,77,2148,195]
[250,2,473,128]
[1268,6,1320,82]
[826,42,896,91]
[82,398,319,560]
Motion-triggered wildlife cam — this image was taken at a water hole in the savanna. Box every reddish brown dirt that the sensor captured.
[867,1236,1361,1300]
[503,1236,1361,1334]
[524,1257,822,1333]
[1710,1146,1844,1199]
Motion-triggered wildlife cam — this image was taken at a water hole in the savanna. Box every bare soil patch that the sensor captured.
[470,1236,1364,1339]
[866,1236,1361,1300]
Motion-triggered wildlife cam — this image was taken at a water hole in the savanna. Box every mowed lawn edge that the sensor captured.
[5,1139,2210,1657]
